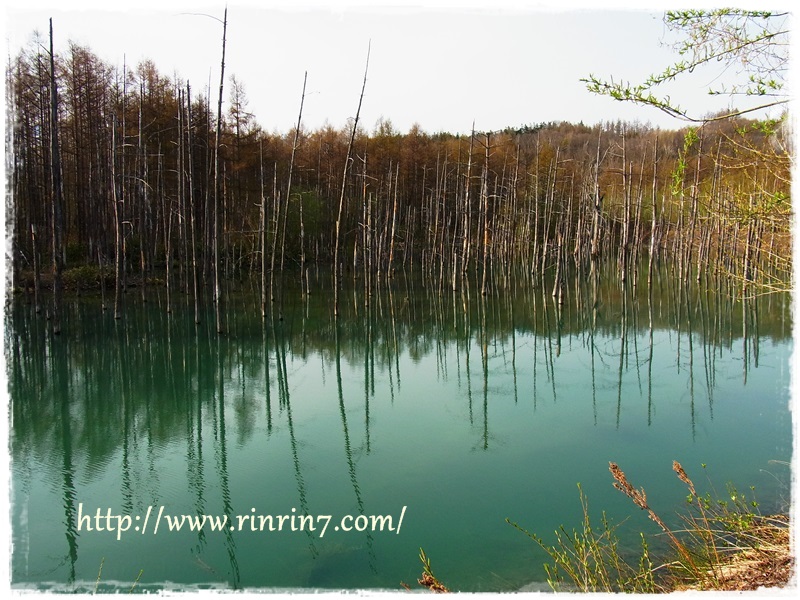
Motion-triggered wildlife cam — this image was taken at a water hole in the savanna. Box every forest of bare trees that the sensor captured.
[8,26,792,330]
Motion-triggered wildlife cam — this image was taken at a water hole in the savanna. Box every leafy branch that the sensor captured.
[583,9,790,123]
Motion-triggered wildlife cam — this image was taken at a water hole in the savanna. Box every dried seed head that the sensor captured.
[609,462,649,511]
[672,461,697,496]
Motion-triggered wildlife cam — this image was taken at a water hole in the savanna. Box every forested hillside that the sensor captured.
[8,28,791,325]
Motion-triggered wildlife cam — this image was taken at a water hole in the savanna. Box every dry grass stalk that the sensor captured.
[672,460,696,496]
[609,462,699,573]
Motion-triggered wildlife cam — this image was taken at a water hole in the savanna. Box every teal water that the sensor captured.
[7,266,793,591]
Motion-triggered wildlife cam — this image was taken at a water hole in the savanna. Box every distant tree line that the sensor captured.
[8,30,791,323]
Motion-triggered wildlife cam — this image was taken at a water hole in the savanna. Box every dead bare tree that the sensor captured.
[334,41,370,318]
[48,18,65,334]
[213,6,228,333]
[111,114,123,319]
[277,71,307,316]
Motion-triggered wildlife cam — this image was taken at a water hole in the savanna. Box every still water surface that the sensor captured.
[8,267,792,591]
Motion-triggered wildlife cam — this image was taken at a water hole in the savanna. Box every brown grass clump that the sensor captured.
[664,461,792,591]
[404,548,450,593]
[417,572,450,593]
[671,513,793,592]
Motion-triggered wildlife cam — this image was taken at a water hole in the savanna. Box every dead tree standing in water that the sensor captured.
[213,7,228,333]
[278,71,307,317]
[49,19,65,334]
[334,42,370,318]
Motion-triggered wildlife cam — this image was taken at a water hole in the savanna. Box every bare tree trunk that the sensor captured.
[334,42,370,317]
[49,18,65,334]
[648,137,659,287]
[260,142,267,318]
[361,153,369,305]
[480,133,490,296]
[278,71,307,313]
[387,162,399,279]
[31,224,42,313]
[213,7,228,334]
[531,134,541,275]
[159,145,172,314]
[177,87,185,299]
[743,194,754,297]
[186,82,200,323]
[436,156,449,292]
[111,115,123,319]
[300,188,307,296]
[203,83,211,286]
[620,127,630,283]
[137,81,147,303]
[686,133,703,284]
[590,130,603,263]
[461,125,474,284]
[269,163,279,303]
[509,143,520,275]
[540,148,559,278]
[121,60,128,299]
[632,148,646,287]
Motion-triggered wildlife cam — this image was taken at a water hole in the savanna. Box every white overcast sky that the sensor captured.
[2,0,795,135]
